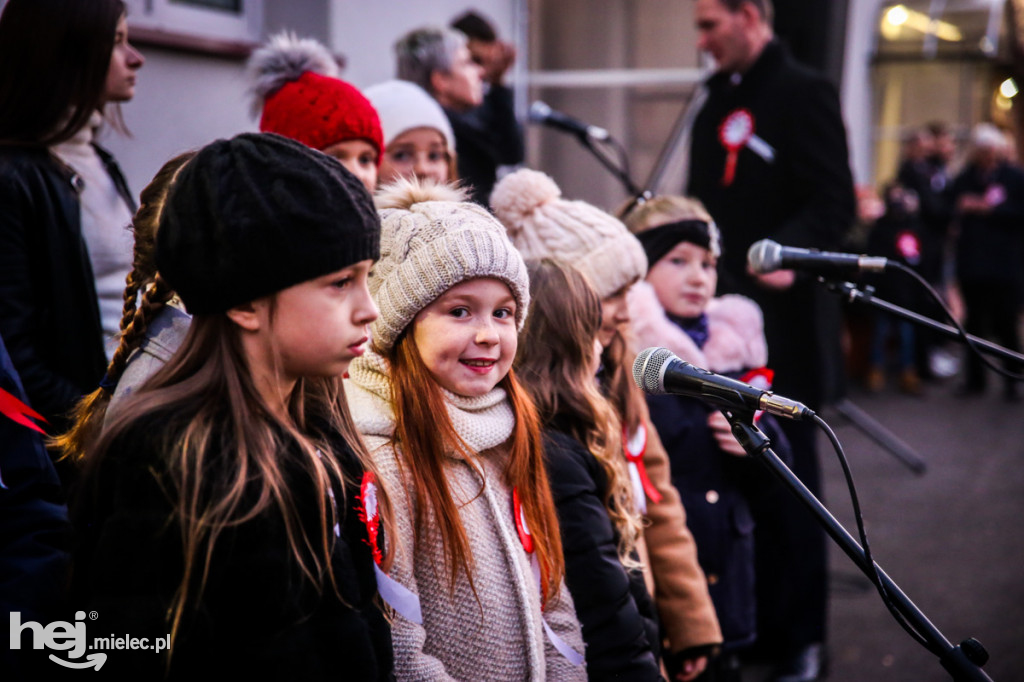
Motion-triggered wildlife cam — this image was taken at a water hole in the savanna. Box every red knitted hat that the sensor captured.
[259,71,384,160]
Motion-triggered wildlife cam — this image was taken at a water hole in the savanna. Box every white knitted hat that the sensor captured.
[490,168,647,299]
[370,178,530,351]
[363,79,456,153]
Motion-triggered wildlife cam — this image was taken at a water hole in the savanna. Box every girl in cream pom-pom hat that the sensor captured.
[345,178,585,681]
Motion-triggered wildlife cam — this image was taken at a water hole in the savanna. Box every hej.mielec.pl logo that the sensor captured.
[10,610,170,671]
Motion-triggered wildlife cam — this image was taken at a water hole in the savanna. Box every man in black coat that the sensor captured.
[686,1,856,680]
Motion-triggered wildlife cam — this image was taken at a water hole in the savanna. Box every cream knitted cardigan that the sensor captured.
[346,351,586,681]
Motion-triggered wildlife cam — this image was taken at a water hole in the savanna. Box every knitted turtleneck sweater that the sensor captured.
[51,112,134,361]
[346,350,586,681]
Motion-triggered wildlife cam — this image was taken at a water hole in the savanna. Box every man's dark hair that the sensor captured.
[451,10,497,42]
[719,0,774,24]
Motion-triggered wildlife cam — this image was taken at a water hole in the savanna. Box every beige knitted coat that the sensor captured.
[347,351,586,681]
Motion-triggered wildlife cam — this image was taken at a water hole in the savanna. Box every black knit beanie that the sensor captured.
[156,132,380,314]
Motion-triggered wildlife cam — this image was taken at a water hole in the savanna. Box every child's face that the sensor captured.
[261,260,378,383]
[646,241,717,319]
[598,281,636,349]
[412,277,518,398]
[322,139,378,193]
[379,128,450,186]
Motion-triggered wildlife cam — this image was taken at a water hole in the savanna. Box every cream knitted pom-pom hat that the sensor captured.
[490,168,647,299]
[370,178,530,352]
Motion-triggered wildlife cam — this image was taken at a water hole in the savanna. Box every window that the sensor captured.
[125,0,263,55]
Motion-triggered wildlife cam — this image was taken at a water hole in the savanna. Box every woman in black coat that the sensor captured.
[517,259,662,681]
[0,0,142,431]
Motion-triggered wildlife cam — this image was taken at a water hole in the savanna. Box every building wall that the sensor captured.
[102,1,516,199]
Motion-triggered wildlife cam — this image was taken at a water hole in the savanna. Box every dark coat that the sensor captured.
[446,83,524,205]
[950,160,1024,289]
[687,40,856,407]
[542,427,662,681]
[0,144,134,430]
[897,158,953,284]
[1,332,72,676]
[69,411,394,680]
[645,393,790,653]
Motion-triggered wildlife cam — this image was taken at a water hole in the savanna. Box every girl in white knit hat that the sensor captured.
[492,169,724,681]
[363,80,456,187]
[345,179,585,680]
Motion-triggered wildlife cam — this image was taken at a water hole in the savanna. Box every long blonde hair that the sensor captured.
[515,259,643,566]
[77,309,392,659]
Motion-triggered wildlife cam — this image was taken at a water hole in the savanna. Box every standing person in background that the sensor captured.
[897,123,957,380]
[364,79,457,186]
[492,168,723,682]
[686,1,856,679]
[247,32,384,193]
[449,10,526,204]
[950,123,1024,402]
[517,259,662,680]
[0,0,144,432]
[394,25,514,204]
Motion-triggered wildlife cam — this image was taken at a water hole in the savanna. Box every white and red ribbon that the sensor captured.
[718,108,775,186]
[359,472,422,624]
[512,487,584,667]
[623,424,662,514]
[739,367,775,422]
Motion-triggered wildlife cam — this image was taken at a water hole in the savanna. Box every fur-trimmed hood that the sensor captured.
[628,280,767,373]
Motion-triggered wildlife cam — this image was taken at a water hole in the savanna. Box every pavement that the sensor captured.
[742,374,1024,682]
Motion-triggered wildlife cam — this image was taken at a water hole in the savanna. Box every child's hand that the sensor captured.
[749,267,795,290]
[707,411,747,457]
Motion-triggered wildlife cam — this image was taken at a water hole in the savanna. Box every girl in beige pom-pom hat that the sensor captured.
[345,178,585,681]
[491,169,724,681]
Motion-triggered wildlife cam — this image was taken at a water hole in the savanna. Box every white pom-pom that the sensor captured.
[489,168,561,238]
[374,177,468,211]
[246,31,340,118]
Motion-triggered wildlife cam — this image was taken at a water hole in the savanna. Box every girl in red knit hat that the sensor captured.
[248,32,383,192]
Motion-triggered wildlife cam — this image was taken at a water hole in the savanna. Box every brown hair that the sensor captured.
[388,327,565,604]
[516,260,642,565]
[0,0,126,145]
[79,310,392,660]
[52,150,196,461]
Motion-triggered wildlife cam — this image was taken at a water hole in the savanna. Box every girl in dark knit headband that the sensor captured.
[69,133,394,680]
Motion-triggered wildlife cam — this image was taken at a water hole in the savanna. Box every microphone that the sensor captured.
[747,239,890,277]
[528,101,610,141]
[632,347,814,420]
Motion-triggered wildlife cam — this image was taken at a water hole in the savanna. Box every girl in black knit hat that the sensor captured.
[67,133,394,680]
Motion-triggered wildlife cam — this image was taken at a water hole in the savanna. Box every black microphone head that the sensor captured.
[747,239,782,275]
[528,101,551,123]
[632,347,675,395]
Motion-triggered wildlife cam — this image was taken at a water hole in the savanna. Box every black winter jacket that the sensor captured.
[68,411,394,680]
[542,427,662,681]
[0,144,134,430]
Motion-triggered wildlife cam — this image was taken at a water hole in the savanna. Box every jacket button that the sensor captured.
[705,490,720,504]
[707,573,719,585]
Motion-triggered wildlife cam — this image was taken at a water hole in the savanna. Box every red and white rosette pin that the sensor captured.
[718,108,754,186]
[623,424,662,514]
[739,367,775,422]
[359,471,422,624]
[512,487,584,667]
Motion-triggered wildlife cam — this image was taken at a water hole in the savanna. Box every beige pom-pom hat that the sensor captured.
[490,168,648,299]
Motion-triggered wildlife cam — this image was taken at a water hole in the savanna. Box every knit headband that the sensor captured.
[636,219,721,266]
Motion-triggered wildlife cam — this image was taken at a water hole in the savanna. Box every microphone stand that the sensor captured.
[722,409,994,682]
[823,279,1024,366]
[573,131,644,197]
